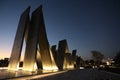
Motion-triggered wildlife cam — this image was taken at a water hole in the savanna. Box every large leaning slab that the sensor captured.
[37,6,57,70]
[57,39,69,70]
[23,6,41,71]
[8,7,30,71]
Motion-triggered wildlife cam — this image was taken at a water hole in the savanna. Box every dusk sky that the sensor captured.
[0,0,120,60]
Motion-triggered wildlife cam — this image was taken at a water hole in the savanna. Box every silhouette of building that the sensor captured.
[0,58,9,67]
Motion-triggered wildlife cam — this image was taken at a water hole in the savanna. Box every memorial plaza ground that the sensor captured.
[5,69,120,80]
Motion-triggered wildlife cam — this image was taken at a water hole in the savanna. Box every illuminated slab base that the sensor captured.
[63,53,74,69]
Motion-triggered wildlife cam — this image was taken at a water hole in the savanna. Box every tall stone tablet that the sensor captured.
[57,39,69,70]
[37,6,57,70]
[8,7,30,71]
[22,7,40,71]
[23,5,57,71]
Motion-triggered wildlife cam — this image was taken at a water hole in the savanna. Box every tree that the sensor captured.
[89,59,95,66]
[91,50,104,66]
[76,56,81,68]
[75,56,84,68]
[114,51,120,67]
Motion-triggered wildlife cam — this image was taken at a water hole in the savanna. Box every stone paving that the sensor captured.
[1,69,120,80]
[33,69,120,80]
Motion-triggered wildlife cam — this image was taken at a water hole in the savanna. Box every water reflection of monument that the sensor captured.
[8,5,77,71]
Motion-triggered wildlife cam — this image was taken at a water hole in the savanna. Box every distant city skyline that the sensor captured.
[0,0,120,60]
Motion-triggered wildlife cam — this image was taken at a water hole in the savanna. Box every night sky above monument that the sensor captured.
[0,0,120,59]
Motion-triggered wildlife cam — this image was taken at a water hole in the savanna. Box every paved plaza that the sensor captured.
[34,69,120,80]
[7,69,120,80]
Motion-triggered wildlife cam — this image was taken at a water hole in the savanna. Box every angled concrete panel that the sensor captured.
[36,6,57,70]
[57,39,69,70]
[51,45,57,63]
[64,53,73,69]
[72,50,77,57]
[72,50,77,66]
[23,8,41,71]
[36,48,43,69]
[8,7,30,71]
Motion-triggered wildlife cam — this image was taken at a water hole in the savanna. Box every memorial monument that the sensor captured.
[8,5,57,71]
[8,5,76,71]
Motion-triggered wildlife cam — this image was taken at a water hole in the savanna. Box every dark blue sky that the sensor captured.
[0,0,120,59]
